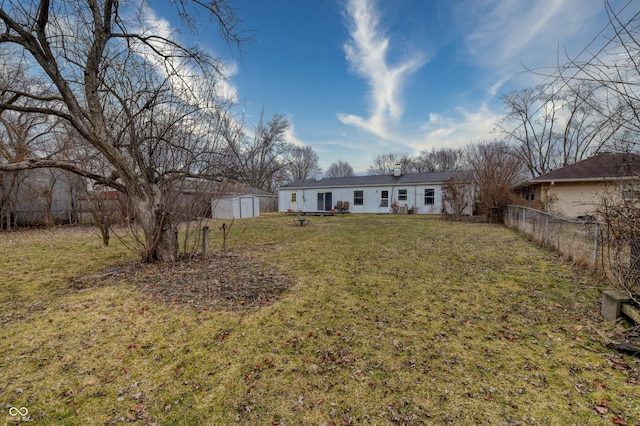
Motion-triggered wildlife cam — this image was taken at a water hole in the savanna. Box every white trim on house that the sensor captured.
[278,171,473,215]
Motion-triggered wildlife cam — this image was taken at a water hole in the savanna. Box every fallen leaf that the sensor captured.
[610,358,629,367]
[594,381,607,390]
[132,404,145,413]
[594,405,608,415]
[594,400,609,415]
[613,415,628,425]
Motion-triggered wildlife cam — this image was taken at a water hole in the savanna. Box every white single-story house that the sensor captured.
[211,195,260,219]
[278,170,473,215]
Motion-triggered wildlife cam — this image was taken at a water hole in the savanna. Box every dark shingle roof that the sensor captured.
[531,152,640,182]
[280,171,472,189]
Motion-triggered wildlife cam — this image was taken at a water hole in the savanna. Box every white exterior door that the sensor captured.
[379,190,389,213]
[239,197,254,218]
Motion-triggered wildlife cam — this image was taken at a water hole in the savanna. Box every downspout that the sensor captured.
[390,185,395,212]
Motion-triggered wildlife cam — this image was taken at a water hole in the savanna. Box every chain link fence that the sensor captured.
[504,205,602,269]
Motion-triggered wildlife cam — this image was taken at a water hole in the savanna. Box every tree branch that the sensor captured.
[0,159,125,192]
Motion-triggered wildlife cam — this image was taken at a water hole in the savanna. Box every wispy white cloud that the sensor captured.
[409,103,503,151]
[138,3,239,106]
[454,0,603,95]
[337,0,426,139]
[284,119,306,147]
[389,0,606,155]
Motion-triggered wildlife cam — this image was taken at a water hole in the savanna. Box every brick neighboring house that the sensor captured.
[515,152,640,219]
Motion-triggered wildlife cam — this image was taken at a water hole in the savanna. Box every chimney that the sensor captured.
[393,163,402,177]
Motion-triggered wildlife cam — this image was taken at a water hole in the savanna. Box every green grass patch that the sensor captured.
[1,215,639,425]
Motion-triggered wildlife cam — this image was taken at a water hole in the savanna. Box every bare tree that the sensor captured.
[557,81,620,165]
[598,174,640,302]
[496,85,561,178]
[415,147,465,172]
[325,160,355,178]
[0,0,244,262]
[223,113,293,193]
[465,141,527,221]
[368,153,412,175]
[286,145,321,181]
[441,173,473,218]
[0,87,63,229]
[497,80,620,178]
[556,0,640,152]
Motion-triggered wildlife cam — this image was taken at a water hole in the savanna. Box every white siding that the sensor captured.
[278,183,472,215]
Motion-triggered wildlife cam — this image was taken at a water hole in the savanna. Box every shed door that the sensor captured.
[239,197,254,218]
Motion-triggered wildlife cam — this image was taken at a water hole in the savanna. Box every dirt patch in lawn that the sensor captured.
[72,250,292,311]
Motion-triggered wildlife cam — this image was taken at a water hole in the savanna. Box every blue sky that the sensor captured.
[151,0,636,174]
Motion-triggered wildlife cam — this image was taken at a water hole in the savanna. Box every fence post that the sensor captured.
[593,222,600,266]
[202,226,210,261]
[545,214,549,247]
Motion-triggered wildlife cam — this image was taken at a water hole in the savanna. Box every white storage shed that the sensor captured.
[211,195,260,219]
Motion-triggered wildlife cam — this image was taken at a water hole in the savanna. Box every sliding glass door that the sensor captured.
[317,192,333,211]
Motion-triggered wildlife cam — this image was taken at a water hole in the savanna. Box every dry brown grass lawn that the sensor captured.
[1,215,639,425]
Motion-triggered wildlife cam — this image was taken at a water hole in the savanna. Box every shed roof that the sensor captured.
[280,171,472,189]
[531,152,640,183]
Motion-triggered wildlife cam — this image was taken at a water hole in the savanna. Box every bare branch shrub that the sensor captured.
[598,179,640,302]
[441,174,473,219]
[465,141,527,222]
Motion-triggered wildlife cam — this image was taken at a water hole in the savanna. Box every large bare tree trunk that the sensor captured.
[130,194,178,263]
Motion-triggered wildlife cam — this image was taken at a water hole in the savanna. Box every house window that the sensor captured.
[317,192,332,211]
[398,189,407,201]
[291,193,297,203]
[424,188,435,205]
[380,190,389,207]
[522,187,534,201]
[354,190,364,205]
[622,183,640,200]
